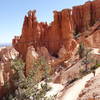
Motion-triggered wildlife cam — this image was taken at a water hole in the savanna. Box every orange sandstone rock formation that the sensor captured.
[77,21,100,48]
[72,0,100,34]
[13,0,100,61]
[0,47,19,97]
[13,9,75,60]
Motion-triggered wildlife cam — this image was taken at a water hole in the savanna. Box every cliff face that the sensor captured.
[13,0,100,59]
[82,29,100,48]
[13,9,74,60]
[76,21,100,49]
[72,0,100,34]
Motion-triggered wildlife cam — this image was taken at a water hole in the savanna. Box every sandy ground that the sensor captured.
[61,67,100,100]
[46,83,64,97]
[77,73,100,100]
[90,48,100,55]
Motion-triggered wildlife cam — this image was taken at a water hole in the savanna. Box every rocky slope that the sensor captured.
[0,47,19,97]
[72,0,100,33]
[76,21,100,48]
[77,73,100,100]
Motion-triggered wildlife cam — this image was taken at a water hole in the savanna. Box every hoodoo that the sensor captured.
[13,9,75,60]
[13,0,100,60]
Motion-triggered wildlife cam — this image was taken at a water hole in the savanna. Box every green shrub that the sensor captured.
[78,43,85,59]
[90,62,100,71]
[79,68,90,77]
[3,57,54,100]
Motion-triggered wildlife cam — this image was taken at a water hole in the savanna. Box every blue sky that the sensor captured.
[0,0,89,44]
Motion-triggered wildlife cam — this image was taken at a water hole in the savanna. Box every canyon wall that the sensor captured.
[77,21,100,49]
[13,9,75,60]
[72,0,100,34]
[13,0,100,59]
[85,30,100,48]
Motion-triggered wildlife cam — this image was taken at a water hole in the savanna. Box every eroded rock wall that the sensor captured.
[0,47,19,97]
[83,30,100,48]
[72,0,100,34]
[13,0,100,60]
[13,9,74,60]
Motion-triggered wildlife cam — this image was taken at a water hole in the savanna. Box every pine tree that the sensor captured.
[4,57,53,100]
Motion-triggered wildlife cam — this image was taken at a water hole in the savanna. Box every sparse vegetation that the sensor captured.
[79,68,90,77]
[90,60,100,71]
[82,49,92,71]
[2,57,54,100]
[78,46,100,78]
[78,43,85,59]
[80,59,100,78]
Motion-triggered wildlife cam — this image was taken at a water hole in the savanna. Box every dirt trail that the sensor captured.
[61,67,100,100]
